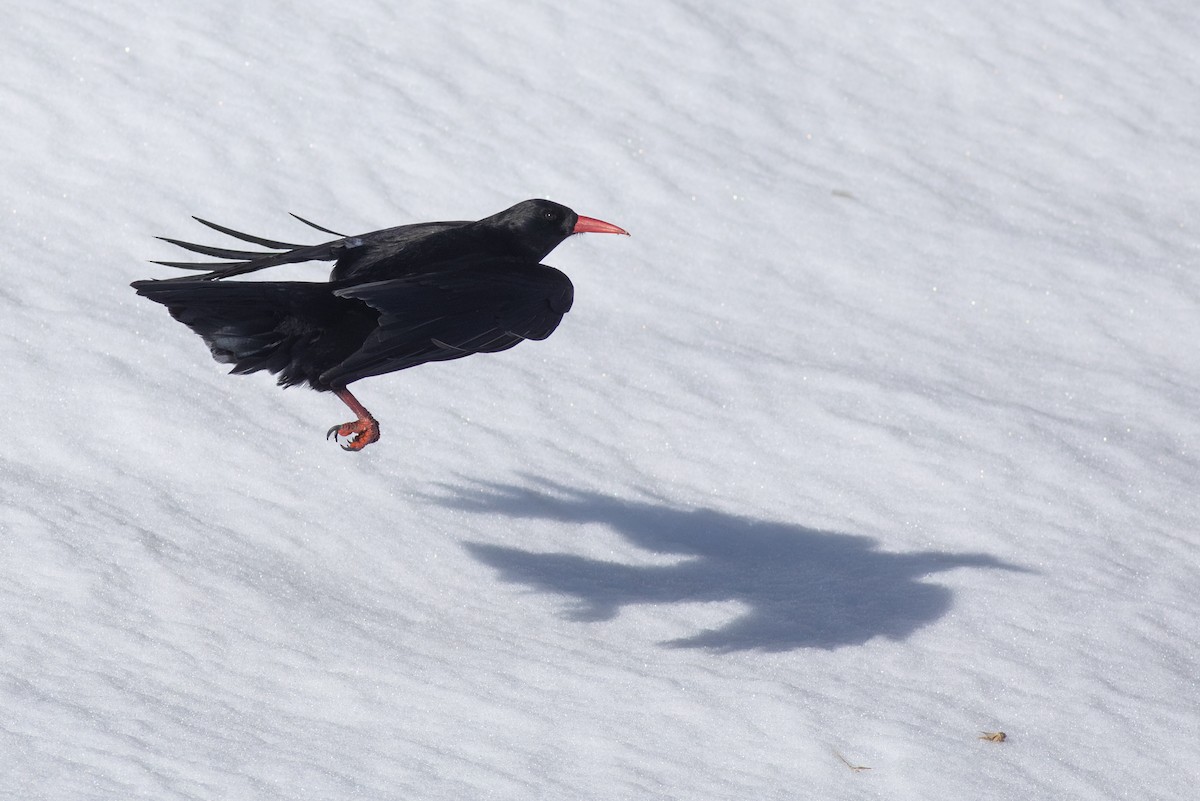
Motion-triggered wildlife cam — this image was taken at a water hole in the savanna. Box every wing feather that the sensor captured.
[152,216,472,282]
[320,258,573,386]
[192,216,307,249]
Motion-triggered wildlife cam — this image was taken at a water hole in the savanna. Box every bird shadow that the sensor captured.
[433,478,1031,652]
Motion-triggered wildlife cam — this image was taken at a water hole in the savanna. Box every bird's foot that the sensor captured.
[326,418,380,451]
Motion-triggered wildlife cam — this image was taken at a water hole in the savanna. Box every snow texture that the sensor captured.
[3,2,1199,799]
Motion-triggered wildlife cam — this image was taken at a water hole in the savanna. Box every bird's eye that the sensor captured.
[543,210,556,220]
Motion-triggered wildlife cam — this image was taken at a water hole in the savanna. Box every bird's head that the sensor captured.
[485,199,628,262]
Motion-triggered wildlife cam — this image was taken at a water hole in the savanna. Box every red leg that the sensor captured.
[326,387,381,451]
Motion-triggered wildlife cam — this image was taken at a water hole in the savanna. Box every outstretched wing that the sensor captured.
[152,216,468,282]
[320,258,574,386]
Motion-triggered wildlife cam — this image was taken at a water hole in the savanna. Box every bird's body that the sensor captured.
[132,199,627,450]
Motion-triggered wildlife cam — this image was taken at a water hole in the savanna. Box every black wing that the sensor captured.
[320,258,574,386]
[152,216,469,282]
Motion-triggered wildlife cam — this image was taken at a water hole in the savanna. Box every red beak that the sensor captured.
[573,215,629,236]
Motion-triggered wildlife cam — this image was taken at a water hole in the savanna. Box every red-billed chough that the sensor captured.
[132,199,628,451]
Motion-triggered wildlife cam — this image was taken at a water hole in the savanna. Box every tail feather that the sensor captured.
[131,279,371,389]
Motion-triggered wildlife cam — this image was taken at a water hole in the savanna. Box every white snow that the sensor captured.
[3,1,1199,798]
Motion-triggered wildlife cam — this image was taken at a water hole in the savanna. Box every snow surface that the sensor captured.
[3,1,1199,798]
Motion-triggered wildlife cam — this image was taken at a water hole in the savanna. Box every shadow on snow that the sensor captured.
[435,478,1029,652]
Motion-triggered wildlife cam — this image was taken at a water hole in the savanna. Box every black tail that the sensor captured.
[131,279,373,390]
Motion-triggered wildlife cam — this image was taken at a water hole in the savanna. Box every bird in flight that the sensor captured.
[132,199,628,451]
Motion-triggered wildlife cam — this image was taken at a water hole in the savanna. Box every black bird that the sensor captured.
[132,199,628,451]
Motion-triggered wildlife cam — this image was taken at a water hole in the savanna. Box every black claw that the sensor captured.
[326,425,341,441]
